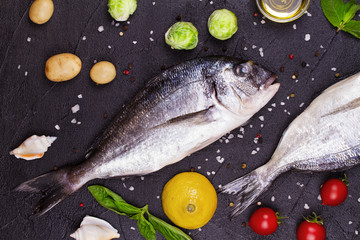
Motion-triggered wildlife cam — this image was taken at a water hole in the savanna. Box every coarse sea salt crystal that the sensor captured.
[259,116,264,121]
[261,20,265,24]
[252,45,257,49]
[115,23,120,27]
[216,149,220,153]
[304,203,310,209]
[55,125,60,130]
[152,1,155,5]
[293,24,296,30]
[150,30,154,34]
[211,171,215,175]
[244,47,248,50]
[25,71,28,76]
[78,94,83,99]
[317,194,322,201]
[268,108,272,112]
[130,227,136,230]
[207,171,211,176]
[331,67,337,71]
[253,22,257,26]
[288,195,291,199]
[149,37,154,41]
[198,166,201,169]
[271,103,276,107]
[251,150,257,155]
[129,186,134,191]
[237,134,243,138]
[355,230,359,235]
[98,26,104,32]
[216,156,222,163]
[280,102,285,105]
[72,104,80,113]
[133,41,137,44]
[349,221,353,225]
[18,65,21,69]
[108,45,112,49]
[27,37,31,42]
[357,197,360,202]
[271,196,275,202]
[140,176,144,180]
[305,34,311,41]
[82,36,86,40]
[71,118,77,124]
[306,11,312,16]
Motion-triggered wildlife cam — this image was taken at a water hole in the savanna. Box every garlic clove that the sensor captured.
[10,135,57,160]
[70,216,120,240]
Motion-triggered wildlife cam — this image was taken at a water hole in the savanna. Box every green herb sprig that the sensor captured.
[88,185,192,240]
[321,0,360,38]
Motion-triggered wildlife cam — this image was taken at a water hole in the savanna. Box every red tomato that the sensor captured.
[297,220,326,240]
[248,207,278,235]
[320,178,348,206]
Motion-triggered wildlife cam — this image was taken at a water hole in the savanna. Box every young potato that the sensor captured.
[90,61,117,84]
[29,0,54,24]
[45,53,82,82]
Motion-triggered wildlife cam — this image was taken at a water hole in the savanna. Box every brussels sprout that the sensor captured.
[208,9,238,40]
[165,22,198,50]
[108,0,137,21]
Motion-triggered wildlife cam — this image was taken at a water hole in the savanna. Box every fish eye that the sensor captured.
[235,64,250,76]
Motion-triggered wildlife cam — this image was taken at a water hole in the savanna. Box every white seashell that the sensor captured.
[9,135,57,160]
[70,216,120,240]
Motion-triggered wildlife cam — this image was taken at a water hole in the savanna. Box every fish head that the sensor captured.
[222,60,280,116]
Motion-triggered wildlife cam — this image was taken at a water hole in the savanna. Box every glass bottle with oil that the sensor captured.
[256,0,310,23]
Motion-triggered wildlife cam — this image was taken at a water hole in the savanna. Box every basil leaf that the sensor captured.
[148,214,192,240]
[343,4,360,24]
[342,20,360,38]
[321,0,345,27]
[88,185,141,216]
[138,214,157,240]
[344,0,356,12]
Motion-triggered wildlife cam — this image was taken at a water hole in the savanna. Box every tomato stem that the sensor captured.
[303,212,323,225]
[275,212,288,225]
[341,173,350,186]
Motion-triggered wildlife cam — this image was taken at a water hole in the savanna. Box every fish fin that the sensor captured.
[15,167,80,217]
[167,106,216,125]
[219,170,271,218]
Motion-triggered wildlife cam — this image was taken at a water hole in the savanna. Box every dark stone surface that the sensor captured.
[1,0,360,239]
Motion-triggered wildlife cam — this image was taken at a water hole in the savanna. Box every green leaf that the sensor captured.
[342,20,360,38]
[321,0,345,27]
[138,214,157,240]
[343,4,360,24]
[148,214,192,240]
[344,0,356,12]
[88,185,141,216]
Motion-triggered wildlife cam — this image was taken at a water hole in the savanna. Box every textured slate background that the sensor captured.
[1,0,360,239]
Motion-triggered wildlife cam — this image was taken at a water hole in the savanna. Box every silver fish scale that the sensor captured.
[265,72,360,174]
[78,57,250,178]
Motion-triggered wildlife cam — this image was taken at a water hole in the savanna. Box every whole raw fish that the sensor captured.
[16,56,279,216]
[220,72,360,218]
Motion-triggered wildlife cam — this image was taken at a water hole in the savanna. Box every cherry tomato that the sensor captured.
[248,207,279,235]
[320,178,348,206]
[297,220,326,240]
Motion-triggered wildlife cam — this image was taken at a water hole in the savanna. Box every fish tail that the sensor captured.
[15,167,83,217]
[219,166,274,218]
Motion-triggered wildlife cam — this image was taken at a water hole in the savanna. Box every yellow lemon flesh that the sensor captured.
[161,172,217,229]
